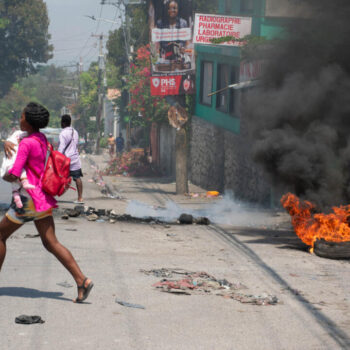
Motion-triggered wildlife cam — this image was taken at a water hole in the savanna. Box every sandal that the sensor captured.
[75,278,94,303]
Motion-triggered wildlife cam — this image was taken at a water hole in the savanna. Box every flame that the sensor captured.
[281,193,350,248]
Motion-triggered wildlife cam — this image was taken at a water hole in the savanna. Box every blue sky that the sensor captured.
[45,0,123,69]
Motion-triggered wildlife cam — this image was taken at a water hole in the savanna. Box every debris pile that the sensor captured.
[60,205,210,226]
[141,268,279,306]
[103,150,160,177]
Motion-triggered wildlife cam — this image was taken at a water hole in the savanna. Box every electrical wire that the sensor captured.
[75,3,104,63]
[54,45,96,53]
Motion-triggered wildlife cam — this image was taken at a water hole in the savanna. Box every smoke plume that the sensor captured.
[126,192,274,227]
[243,0,350,210]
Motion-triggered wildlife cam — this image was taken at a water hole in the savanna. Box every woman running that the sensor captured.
[0,102,93,303]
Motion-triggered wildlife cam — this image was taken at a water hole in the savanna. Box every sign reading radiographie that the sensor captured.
[149,0,195,96]
[194,14,252,46]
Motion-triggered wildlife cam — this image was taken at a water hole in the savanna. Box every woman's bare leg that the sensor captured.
[0,216,22,271]
[34,216,92,301]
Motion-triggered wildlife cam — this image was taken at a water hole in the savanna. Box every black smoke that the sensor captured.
[243,0,350,210]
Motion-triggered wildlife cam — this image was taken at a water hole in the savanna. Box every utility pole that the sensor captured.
[101,0,133,151]
[166,95,189,194]
[91,33,106,154]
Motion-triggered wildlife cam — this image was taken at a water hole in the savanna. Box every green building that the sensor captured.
[190,0,308,204]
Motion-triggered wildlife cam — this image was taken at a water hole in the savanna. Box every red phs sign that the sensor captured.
[150,75,195,96]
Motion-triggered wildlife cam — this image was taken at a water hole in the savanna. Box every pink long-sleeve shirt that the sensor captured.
[8,132,57,212]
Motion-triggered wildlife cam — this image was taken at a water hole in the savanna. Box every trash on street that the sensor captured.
[142,268,278,306]
[115,299,145,309]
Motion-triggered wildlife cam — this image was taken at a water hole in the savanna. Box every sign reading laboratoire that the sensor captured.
[149,0,195,96]
[194,14,252,46]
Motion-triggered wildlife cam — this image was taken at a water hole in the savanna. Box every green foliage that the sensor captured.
[0,65,74,131]
[193,0,219,13]
[107,28,127,69]
[129,5,149,49]
[123,45,169,127]
[99,137,108,149]
[0,0,53,97]
[72,63,100,140]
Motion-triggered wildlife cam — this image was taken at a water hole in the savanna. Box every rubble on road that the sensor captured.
[58,204,210,226]
[65,208,80,217]
[141,268,279,306]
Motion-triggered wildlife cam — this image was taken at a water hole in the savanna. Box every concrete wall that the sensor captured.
[265,0,311,18]
[190,115,271,204]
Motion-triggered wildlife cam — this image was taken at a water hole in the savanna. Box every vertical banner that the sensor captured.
[149,0,195,96]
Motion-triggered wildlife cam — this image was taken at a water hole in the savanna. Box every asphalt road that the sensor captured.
[0,153,349,350]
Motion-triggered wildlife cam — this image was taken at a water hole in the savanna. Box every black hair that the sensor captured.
[61,114,72,127]
[166,0,179,10]
[23,102,50,130]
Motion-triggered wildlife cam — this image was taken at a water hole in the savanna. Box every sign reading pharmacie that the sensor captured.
[194,13,252,46]
[149,0,195,96]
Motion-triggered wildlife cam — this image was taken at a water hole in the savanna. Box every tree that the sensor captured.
[72,63,100,142]
[124,45,169,127]
[0,65,72,132]
[0,0,53,97]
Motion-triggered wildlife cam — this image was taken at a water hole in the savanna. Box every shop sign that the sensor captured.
[194,13,252,46]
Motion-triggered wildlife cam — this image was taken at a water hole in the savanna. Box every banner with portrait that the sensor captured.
[149,0,195,96]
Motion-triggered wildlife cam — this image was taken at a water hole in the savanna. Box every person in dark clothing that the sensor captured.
[116,133,125,154]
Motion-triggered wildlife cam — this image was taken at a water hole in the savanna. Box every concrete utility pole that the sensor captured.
[166,95,189,194]
[91,33,106,154]
[175,97,189,194]
[175,128,188,194]
[100,0,133,151]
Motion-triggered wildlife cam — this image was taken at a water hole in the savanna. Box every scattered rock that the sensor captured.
[65,209,80,217]
[178,214,193,224]
[84,207,95,215]
[97,209,106,216]
[194,217,210,225]
[87,214,99,221]
[74,205,85,214]
[61,214,69,220]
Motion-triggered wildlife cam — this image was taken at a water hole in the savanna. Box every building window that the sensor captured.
[216,64,230,112]
[240,0,254,12]
[200,61,213,106]
[229,67,238,115]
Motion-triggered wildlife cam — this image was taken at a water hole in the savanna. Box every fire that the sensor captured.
[281,193,350,248]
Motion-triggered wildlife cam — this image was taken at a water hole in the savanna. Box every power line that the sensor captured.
[75,3,104,63]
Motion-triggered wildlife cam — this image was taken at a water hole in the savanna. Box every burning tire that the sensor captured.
[314,239,350,259]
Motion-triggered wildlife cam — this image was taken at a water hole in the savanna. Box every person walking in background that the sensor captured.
[116,132,125,154]
[107,133,115,158]
[0,102,93,303]
[58,114,84,204]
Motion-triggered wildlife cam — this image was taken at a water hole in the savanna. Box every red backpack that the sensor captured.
[28,136,72,197]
